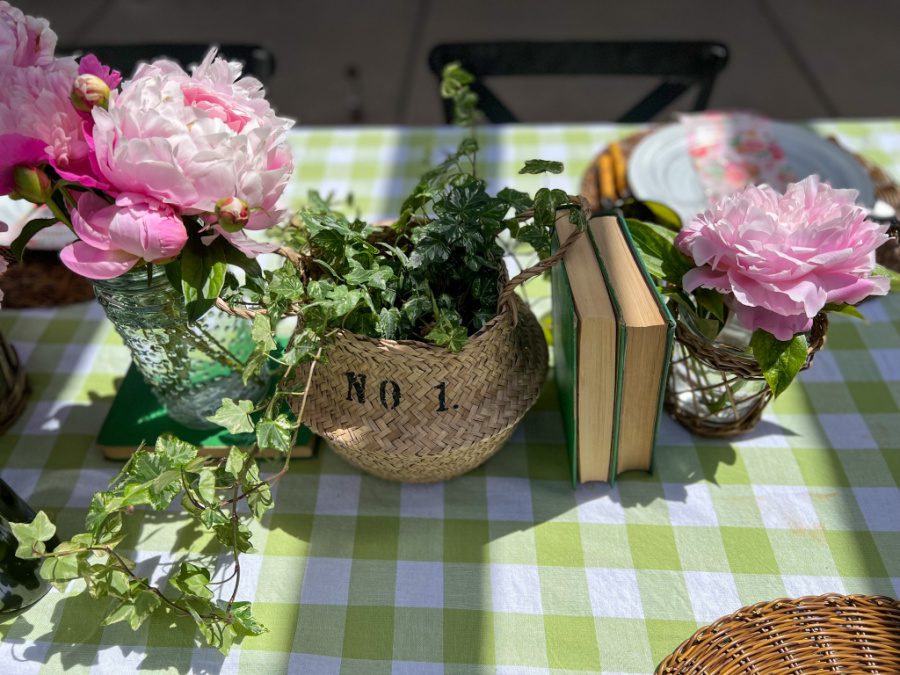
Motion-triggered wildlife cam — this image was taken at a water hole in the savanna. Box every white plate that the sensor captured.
[0,197,76,251]
[627,122,876,224]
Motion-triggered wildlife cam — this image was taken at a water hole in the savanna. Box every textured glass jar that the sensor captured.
[664,312,771,437]
[93,266,268,429]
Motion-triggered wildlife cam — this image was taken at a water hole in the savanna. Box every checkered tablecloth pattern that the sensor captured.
[1,122,898,674]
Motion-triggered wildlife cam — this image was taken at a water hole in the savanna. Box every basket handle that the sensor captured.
[215,246,305,320]
[497,197,589,324]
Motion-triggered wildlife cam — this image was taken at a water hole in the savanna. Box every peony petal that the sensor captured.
[730,300,813,341]
[71,192,116,250]
[59,241,138,280]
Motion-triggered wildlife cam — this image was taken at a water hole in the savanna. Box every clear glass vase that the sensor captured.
[664,312,771,437]
[93,265,268,429]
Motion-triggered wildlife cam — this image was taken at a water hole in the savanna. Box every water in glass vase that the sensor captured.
[93,265,269,429]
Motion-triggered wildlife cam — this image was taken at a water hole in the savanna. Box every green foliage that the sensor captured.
[207,399,255,434]
[22,62,584,657]
[750,330,808,397]
[625,216,861,397]
[519,159,564,175]
[15,431,284,654]
[10,511,56,559]
[873,263,900,292]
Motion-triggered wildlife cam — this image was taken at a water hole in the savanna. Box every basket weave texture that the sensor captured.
[294,292,548,482]
[665,312,827,437]
[656,593,900,674]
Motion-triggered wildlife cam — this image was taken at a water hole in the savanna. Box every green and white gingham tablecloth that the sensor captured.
[1,121,899,674]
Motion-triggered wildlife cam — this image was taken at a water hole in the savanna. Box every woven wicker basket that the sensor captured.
[665,311,827,437]
[656,593,900,674]
[294,277,549,483]
[0,330,29,434]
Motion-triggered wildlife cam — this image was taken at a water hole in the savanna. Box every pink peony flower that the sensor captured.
[676,175,890,341]
[77,53,122,90]
[90,49,293,254]
[0,58,109,192]
[0,1,56,68]
[59,191,188,279]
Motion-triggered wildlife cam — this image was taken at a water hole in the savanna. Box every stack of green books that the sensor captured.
[552,214,674,485]
[97,364,316,460]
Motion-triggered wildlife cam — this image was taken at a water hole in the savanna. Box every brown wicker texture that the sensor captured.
[216,208,586,483]
[0,248,95,308]
[293,289,547,482]
[287,223,585,483]
[0,330,29,434]
[656,593,900,674]
[665,313,828,437]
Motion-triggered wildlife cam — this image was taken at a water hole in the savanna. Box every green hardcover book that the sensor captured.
[97,364,316,460]
[587,215,674,478]
[551,214,621,485]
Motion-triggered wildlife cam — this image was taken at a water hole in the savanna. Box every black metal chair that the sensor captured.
[59,43,276,83]
[428,41,729,124]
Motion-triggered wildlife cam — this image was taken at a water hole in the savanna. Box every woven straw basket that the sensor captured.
[656,593,900,674]
[294,277,549,483]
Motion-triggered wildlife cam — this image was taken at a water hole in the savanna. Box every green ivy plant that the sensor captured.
[12,63,587,654]
[625,217,900,396]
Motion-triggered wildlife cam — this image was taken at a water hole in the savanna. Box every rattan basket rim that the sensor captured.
[655,593,900,674]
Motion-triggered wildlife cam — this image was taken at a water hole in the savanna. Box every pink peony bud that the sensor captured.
[71,73,110,112]
[215,197,250,233]
[11,165,52,204]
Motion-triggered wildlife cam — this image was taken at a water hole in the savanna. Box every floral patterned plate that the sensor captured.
[627,120,876,224]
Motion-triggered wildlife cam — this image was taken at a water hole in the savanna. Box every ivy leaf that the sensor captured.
[103,589,161,631]
[256,415,292,454]
[214,521,254,553]
[230,601,268,637]
[251,314,276,353]
[497,187,533,213]
[750,330,808,397]
[326,286,366,317]
[519,159,564,175]
[170,562,214,601]
[208,399,255,434]
[40,550,81,585]
[224,446,246,480]
[246,484,273,520]
[426,323,468,352]
[196,468,217,505]
[376,307,402,339]
[155,435,199,466]
[10,511,56,559]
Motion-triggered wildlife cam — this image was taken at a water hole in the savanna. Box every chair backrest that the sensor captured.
[59,43,276,84]
[428,41,729,124]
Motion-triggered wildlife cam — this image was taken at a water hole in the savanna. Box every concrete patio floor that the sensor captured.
[26,0,900,125]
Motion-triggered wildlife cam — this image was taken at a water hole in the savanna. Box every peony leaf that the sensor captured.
[750,330,808,397]
[181,238,227,322]
[823,303,866,321]
[872,263,900,292]
[10,219,57,261]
